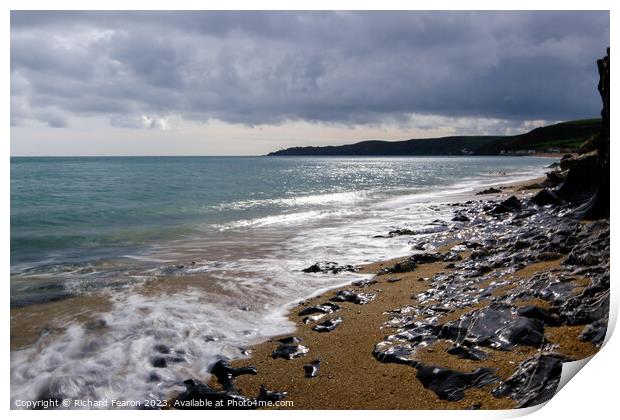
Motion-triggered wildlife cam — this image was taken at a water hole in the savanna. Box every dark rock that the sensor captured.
[494,318,545,350]
[152,357,168,368]
[210,360,257,392]
[174,379,254,410]
[352,279,378,288]
[302,314,326,324]
[476,187,502,195]
[298,302,340,316]
[257,385,287,403]
[330,290,375,305]
[517,306,560,326]
[530,189,566,206]
[372,342,420,367]
[490,196,522,214]
[272,344,309,360]
[379,260,416,274]
[154,344,171,354]
[303,360,321,378]
[492,353,569,408]
[277,336,302,345]
[302,262,356,274]
[387,228,416,237]
[579,317,608,346]
[416,366,498,401]
[312,317,343,332]
[452,214,470,222]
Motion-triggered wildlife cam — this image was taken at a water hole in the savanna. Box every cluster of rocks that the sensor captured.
[173,359,287,410]
[372,192,609,407]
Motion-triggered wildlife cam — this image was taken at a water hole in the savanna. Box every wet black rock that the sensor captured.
[174,379,253,410]
[494,318,545,350]
[452,214,470,222]
[330,290,375,305]
[303,360,321,378]
[517,306,560,326]
[174,379,287,410]
[492,353,569,408]
[302,262,356,274]
[579,317,608,346]
[564,251,599,267]
[277,336,302,345]
[490,196,522,214]
[476,187,502,195]
[530,189,566,207]
[298,302,340,316]
[440,304,545,350]
[312,317,343,332]
[352,279,378,288]
[210,360,257,392]
[372,342,420,367]
[257,385,288,403]
[302,314,326,324]
[387,228,416,237]
[272,344,309,360]
[416,366,498,401]
[379,259,416,274]
[154,344,171,354]
[152,357,168,368]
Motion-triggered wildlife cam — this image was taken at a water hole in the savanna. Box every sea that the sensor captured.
[10,155,554,406]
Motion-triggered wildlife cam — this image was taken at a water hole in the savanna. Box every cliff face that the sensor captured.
[585,47,610,219]
[564,48,610,220]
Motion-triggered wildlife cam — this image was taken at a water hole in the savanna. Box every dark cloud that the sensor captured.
[10,11,609,128]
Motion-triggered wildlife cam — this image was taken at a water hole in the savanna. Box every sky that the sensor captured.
[10,10,609,156]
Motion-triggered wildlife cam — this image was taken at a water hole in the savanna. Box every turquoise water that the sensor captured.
[11,156,553,306]
[11,155,555,405]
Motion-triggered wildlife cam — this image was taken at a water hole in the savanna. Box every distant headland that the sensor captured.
[267,118,601,156]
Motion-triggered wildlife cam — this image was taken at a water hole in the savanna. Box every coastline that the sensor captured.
[181,176,608,410]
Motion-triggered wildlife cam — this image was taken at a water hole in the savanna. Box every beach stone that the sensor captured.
[302,262,356,274]
[416,366,498,401]
[210,360,257,392]
[492,353,569,408]
[330,290,375,305]
[257,385,288,403]
[579,317,608,346]
[517,306,560,326]
[298,302,340,316]
[530,189,565,206]
[489,196,522,214]
[476,187,502,195]
[277,336,302,345]
[312,317,343,333]
[272,344,309,360]
[372,342,420,367]
[303,360,321,378]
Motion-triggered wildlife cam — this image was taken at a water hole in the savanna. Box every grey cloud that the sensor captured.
[10,11,609,129]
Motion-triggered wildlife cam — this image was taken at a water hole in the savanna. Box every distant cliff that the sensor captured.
[267,119,601,156]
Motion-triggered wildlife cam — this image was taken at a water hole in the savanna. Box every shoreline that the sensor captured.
[180,176,608,410]
[12,166,609,410]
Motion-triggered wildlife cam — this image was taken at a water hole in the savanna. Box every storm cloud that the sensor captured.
[11,11,609,129]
